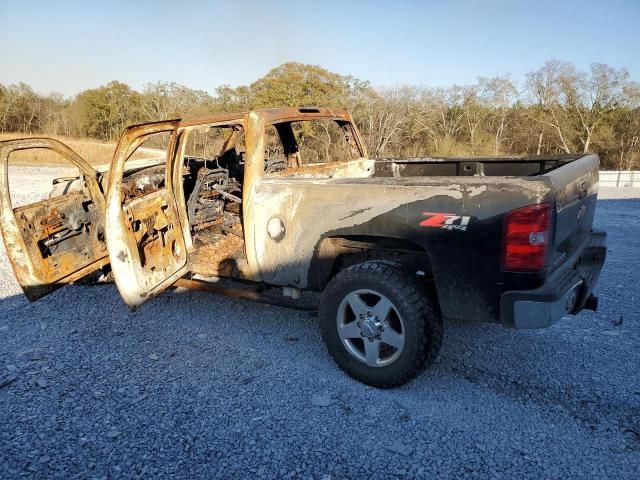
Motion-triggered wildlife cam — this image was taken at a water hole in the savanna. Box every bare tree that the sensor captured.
[567,63,631,152]
[413,87,466,154]
[462,81,493,154]
[526,60,577,153]
[360,86,415,157]
[141,82,215,121]
[482,77,518,154]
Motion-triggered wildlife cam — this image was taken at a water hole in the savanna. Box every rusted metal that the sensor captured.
[174,278,317,311]
[101,108,371,308]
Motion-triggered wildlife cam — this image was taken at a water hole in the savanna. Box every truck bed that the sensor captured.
[372,154,585,178]
[260,152,601,326]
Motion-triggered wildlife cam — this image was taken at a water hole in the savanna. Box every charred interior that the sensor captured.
[15,189,106,281]
[183,152,247,279]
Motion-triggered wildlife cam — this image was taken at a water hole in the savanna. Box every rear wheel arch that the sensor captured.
[309,234,437,289]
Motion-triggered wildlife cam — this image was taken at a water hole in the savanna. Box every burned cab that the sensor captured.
[103,108,367,307]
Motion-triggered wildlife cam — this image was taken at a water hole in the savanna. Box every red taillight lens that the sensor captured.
[503,203,552,271]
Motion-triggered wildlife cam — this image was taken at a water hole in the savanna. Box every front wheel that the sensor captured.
[320,261,443,388]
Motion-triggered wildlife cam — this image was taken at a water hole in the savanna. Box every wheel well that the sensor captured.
[309,235,434,291]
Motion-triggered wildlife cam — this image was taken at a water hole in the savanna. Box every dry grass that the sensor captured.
[0,133,160,168]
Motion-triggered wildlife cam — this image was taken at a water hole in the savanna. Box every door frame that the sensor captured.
[105,120,188,309]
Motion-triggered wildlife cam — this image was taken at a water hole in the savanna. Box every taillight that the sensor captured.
[503,203,552,271]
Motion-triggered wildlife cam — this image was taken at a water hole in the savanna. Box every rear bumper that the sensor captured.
[500,230,607,329]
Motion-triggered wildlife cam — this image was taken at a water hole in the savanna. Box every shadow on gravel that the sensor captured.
[0,280,621,394]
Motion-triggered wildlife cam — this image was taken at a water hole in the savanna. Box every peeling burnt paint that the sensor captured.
[339,207,373,221]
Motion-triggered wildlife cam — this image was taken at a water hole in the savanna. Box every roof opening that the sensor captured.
[298,108,320,113]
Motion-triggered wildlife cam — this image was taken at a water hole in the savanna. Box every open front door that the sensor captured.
[0,138,108,300]
[105,121,189,309]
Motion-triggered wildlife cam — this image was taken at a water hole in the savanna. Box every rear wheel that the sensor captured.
[320,261,442,388]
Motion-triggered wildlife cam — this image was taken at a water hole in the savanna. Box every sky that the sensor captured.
[0,0,638,97]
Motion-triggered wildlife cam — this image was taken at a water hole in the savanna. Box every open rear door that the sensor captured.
[0,138,108,300]
[105,121,189,309]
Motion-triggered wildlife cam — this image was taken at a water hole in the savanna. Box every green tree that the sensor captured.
[245,62,366,108]
[69,81,141,140]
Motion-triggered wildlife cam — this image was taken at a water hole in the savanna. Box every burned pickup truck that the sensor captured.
[0,107,606,387]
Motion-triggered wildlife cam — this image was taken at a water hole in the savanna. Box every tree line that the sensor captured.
[1,61,638,169]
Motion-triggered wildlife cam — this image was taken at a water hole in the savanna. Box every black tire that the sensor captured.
[320,261,443,388]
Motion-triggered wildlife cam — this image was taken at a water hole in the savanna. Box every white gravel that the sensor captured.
[598,187,640,199]
[0,167,639,479]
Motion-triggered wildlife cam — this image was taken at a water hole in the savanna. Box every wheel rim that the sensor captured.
[336,289,405,367]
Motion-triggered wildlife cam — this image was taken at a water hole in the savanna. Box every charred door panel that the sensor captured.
[0,138,107,300]
[14,192,106,280]
[122,191,186,281]
[105,121,188,309]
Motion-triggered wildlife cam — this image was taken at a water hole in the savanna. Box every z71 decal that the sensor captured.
[420,212,471,231]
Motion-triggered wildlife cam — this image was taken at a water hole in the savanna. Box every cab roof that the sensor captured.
[179,107,354,127]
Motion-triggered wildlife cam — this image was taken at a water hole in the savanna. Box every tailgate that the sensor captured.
[544,154,600,272]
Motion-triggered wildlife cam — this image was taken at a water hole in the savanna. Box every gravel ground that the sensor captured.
[0,168,639,479]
